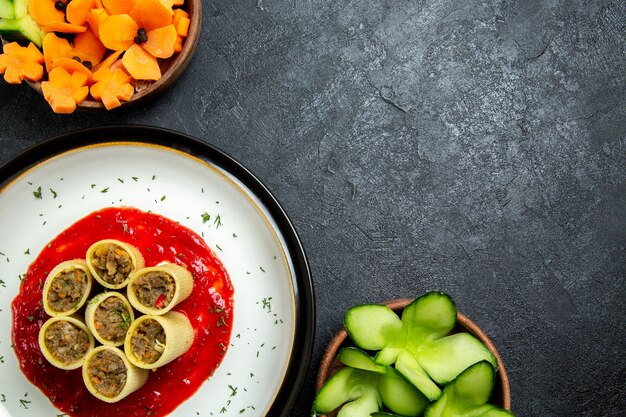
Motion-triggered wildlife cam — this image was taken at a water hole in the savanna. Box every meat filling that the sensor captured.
[44,320,91,365]
[87,350,127,398]
[94,297,132,344]
[47,269,88,312]
[91,244,133,285]
[130,319,166,364]
[132,271,175,309]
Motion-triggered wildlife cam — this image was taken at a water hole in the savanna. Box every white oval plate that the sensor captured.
[0,126,314,417]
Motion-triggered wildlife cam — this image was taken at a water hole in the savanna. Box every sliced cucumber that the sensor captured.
[395,351,441,401]
[416,332,498,384]
[336,388,381,417]
[0,0,15,20]
[378,367,428,416]
[312,367,377,413]
[400,291,457,349]
[424,361,514,417]
[0,14,44,46]
[13,0,26,18]
[339,347,386,374]
[345,304,403,350]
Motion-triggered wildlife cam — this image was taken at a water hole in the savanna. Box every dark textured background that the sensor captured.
[1,0,625,416]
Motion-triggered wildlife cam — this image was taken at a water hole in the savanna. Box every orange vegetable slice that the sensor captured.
[28,0,65,27]
[102,0,136,15]
[172,9,189,37]
[122,43,161,80]
[86,8,109,37]
[130,0,172,32]
[91,67,134,109]
[173,35,183,53]
[66,0,97,26]
[143,24,176,59]
[41,67,89,113]
[74,30,106,65]
[0,42,44,84]
[160,0,184,8]
[91,49,122,75]
[98,14,138,51]
[42,33,72,72]
[43,21,88,33]
[50,57,93,81]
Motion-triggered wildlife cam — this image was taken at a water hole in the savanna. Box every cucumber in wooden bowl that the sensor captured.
[313,291,513,417]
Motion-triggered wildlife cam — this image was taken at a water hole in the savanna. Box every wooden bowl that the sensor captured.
[316,299,511,415]
[2,0,201,110]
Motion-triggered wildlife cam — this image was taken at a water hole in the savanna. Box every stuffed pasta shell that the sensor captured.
[42,259,92,317]
[127,263,193,315]
[86,239,144,289]
[124,311,194,369]
[85,292,135,347]
[38,315,95,370]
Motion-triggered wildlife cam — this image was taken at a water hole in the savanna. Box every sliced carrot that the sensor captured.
[0,42,44,84]
[74,30,106,65]
[50,57,93,81]
[143,24,176,59]
[94,0,104,7]
[42,32,73,72]
[86,8,108,37]
[28,0,65,27]
[102,0,136,15]
[98,14,138,51]
[90,67,134,109]
[173,35,182,53]
[43,22,88,33]
[130,0,172,32]
[160,0,183,8]
[91,49,122,75]
[66,0,97,26]
[122,43,161,80]
[41,67,89,113]
[172,9,189,37]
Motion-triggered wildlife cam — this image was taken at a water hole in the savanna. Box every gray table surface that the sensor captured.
[1,1,625,416]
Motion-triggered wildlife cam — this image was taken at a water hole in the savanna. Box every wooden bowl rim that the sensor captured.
[315,298,511,411]
[2,0,202,110]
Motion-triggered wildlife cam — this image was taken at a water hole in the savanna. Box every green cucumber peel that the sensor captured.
[312,352,428,417]
[345,292,457,400]
[424,361,515,417]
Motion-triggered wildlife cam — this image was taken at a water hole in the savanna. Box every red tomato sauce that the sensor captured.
[11,207,234,417]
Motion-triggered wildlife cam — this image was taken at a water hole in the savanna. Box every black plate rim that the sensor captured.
[0,125,316,417]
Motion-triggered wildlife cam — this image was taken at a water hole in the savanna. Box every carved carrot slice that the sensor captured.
[66,0,97,26]
[42,33,73,72]
[122,44,161,80]
[74,30,106,65]
[86,8,108,37]
[0,42,44,84]
[99,14,138,51]
[102,0,137,15]
[50,57,93,82]
[90,67,134,110]
[130,0,172,32]
[41,67,89,113]
[43,22,88,33]
[90,50,122,74]
[143,24,176,59]
[172,9,189,37]
[28,0,65,27]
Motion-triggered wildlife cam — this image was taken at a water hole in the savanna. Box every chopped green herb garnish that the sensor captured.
[33,186,42,199]
[214,214,222,229]
[101,187,109,193]
[27,315,35,323]
[49,188,58,198]
[132,176,138,182]
[228,385,238,397]
[117,178,124,183]
[91,184,96,189]
[201,212,211,223]
[152,175,156,180]
[19,398,31,409]
[160,195,166,201]
[24,249,30,255]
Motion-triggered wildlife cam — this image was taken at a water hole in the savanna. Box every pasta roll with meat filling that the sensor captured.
[124,312,194,369]
[38,315,95,370]
[86,239,145,289]
[127,263,193,315]
[42,259,93,317]
[85,292,135,347]
[83,346,149,403]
